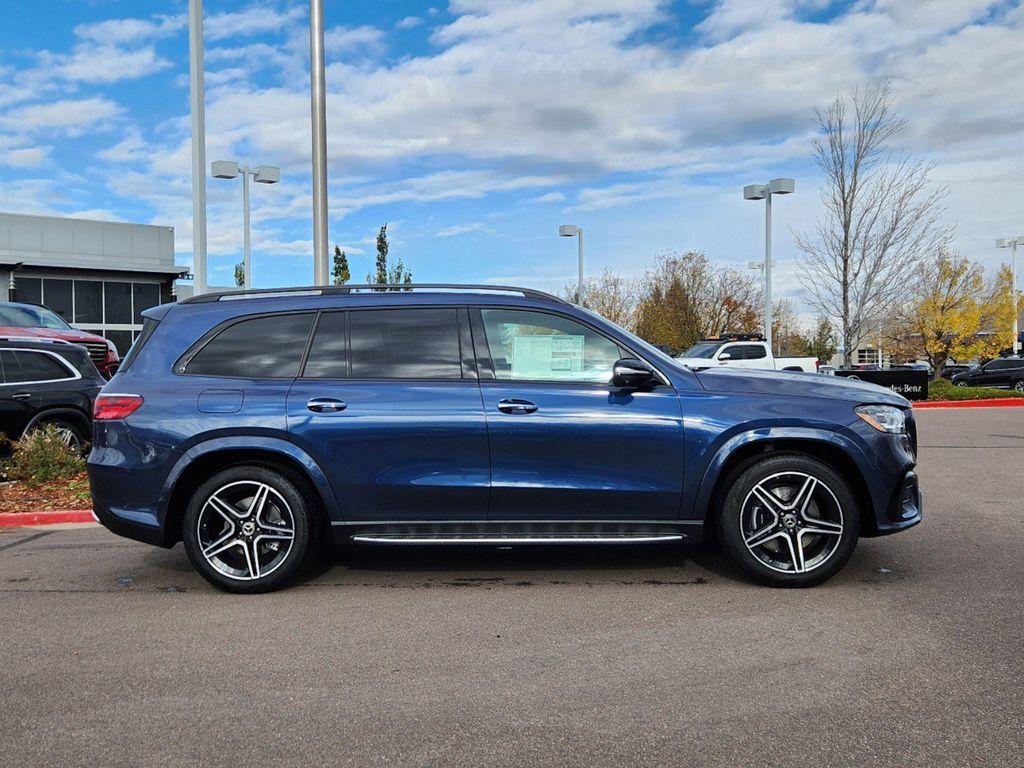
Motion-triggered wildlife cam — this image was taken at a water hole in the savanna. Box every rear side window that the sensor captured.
[1,350,75,384]
[184,313,314,378]
[745,345,767,360]
[348,308,461,379]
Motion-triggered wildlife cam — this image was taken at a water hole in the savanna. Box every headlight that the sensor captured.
[855,404,906,434]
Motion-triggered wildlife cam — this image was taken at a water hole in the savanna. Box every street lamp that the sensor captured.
[212,161,280,289]
[559,224,584,301]
[996,237,1024,354]
[743,178,795,350]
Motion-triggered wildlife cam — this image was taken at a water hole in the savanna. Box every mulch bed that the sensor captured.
[0,472,92,513]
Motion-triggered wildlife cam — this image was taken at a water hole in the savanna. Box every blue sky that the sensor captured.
[2,0,1023,307]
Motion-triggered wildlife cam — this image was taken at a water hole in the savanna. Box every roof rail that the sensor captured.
[180,283,568,304]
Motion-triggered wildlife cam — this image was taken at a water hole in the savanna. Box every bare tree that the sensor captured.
[797,81,950,367]
[563,268,639,329]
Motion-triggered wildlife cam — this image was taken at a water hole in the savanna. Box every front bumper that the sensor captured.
[872,469,922,536]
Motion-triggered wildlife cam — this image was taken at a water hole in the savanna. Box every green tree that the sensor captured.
[234,262,244,287]
[332,245,351,285]
[804,316,838,362]
[364,223,412,291]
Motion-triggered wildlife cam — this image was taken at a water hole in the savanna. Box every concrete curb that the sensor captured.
[0,510,96,527]
[914,398,1024,409]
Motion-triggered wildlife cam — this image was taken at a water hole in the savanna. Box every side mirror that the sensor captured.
[612,358,656,389]
[718,352,732,360]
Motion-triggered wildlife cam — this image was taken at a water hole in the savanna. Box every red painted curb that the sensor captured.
[914,398,1024,409]
[0,510,95,527]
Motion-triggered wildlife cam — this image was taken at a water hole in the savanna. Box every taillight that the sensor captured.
[94,394,144,420]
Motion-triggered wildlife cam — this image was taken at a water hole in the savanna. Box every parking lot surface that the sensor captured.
[1,408,1022,767]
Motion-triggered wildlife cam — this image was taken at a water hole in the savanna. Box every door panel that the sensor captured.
[287,380,490,520]
[473,307,684,521]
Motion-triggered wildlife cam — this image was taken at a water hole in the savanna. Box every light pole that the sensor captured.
[997,236,1023,354]
[188,0,208,295]
[212,161,281,289]
[310,0,330,285]
[743,178,795,350]
[559,224,584,301]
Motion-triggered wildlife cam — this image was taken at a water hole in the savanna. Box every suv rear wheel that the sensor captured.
[716,453,859,587]
[182,465,319,593]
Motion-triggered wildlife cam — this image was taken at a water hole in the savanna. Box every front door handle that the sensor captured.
[11,393,32,400]
[497,398,537,415]
[306,397,347,413]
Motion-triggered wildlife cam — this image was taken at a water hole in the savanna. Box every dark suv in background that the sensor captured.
[88,285,921,593]
[951,357,1024,391]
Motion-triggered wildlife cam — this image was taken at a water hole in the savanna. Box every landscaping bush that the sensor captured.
[928,378,1024,401]
[9,425,86,486]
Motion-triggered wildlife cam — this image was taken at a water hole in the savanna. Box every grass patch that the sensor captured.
[929,378,1024,401]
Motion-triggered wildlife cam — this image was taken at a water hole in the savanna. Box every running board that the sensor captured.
[351,533,685,545]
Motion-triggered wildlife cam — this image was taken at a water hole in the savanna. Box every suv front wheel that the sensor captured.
[716,453,859,587]
[182,465,319,593]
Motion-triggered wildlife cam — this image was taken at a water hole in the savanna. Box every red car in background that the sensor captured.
[0,301,119,378]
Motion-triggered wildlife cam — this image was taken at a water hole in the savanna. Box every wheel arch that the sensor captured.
[23,406,91,438]
[160,438,341,546]
[696,434,875,537]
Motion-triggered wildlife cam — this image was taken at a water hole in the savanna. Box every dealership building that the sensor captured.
[0,212,189,354]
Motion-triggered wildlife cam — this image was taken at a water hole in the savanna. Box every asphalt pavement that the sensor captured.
[1,408,1021,767]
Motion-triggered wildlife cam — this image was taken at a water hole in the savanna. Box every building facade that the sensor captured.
[0,212,188,354]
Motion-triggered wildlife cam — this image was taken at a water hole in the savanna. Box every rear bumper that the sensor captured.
[90,492,171,548]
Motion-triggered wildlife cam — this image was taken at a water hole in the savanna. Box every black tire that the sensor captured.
[182,465,319,593]
[716,453,860,587]
[1013,380,1024,393]
[955,381,968,388]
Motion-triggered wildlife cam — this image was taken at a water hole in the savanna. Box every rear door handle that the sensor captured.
[497,398,537,415]
[306,397,347,413]
[11,393,32,400]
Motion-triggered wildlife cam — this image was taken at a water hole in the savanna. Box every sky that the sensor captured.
[1,0,1023,310]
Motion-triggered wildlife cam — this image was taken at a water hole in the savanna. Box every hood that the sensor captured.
[0,325,107,343]
[693,366,910,407]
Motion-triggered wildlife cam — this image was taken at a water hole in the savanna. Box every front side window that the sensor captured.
[303,311,348,378]
[185,313,314,378]
[1,350,74,384]
[721,345,745,360]
[348,308,461,379]
[480,308,622,384]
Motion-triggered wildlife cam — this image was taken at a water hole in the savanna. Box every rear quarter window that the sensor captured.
[182,313,315,379]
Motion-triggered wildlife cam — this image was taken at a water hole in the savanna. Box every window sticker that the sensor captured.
[511,334,585,380]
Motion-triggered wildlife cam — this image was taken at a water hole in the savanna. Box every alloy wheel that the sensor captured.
[1014,381,1024,392]
[739,471,844,574]
[955,381,968,387]
[196,480,296,581]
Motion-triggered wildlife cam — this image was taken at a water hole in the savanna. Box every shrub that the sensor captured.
[10,425,86,486]
[928,378,1024,401]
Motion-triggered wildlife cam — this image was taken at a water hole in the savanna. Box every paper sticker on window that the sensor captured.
[511,334,584,380]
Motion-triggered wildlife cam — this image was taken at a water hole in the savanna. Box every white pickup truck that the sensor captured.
[676,336,819,373]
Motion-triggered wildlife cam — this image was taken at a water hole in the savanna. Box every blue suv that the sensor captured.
[88,285,921,592]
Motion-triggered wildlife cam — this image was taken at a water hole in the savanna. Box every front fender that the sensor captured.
[159,435,343,524]
[683,425,837,522]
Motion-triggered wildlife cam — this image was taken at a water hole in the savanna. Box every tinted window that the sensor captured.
[745,345,767,360]
[303,312,348,378]
[185,313,314,378]
[14,278,41,305]
[481,308,621,383]
[2,350,73,384]
[43,279,72,321]
[349,308,461,379]
[104,282,132,324]
[133,283,160,323]
[74,281,103,323]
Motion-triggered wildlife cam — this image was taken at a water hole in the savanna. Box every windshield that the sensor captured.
[0,304,71,330]
[679,342,722,359]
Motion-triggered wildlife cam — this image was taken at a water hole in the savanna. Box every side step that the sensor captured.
[351,533,684,545]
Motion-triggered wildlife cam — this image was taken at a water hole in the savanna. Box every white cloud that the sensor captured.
[530,191,566,204]
[324,25,386,52]
[396,16,423,30]
[0,98,122,136]
[435,222,494,237]
[206,6,305,41]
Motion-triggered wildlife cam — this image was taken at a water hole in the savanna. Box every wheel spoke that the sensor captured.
[247,483,271,521]
[751,484,786,515]
[242,540,260,579]
[801,521,843,537]
[792,476,818,515]
[783,532,805,573]
[204,536,242,559]
[744,522,784,549]
[207,493,244,522]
